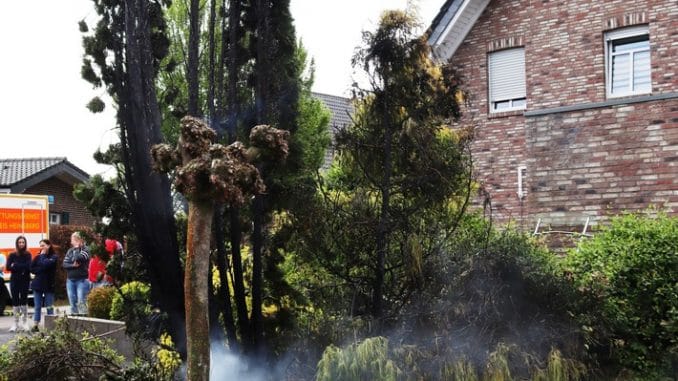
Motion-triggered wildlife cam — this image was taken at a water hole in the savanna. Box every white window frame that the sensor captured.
[605,25,651,98]
[49,212,61,225]
[488,47,527,113]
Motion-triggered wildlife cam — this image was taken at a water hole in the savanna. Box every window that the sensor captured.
[606,25,651,97]
[49,213,61,225]
[488,47,527,113]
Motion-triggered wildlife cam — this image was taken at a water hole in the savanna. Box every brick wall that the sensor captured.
[527,99,678,226]
[447,0,678,228]
[25,177,95,226]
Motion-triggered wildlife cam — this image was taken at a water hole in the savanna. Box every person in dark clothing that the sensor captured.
[7,236,32,332]
[62,232,90,315]
[30,239,57,332]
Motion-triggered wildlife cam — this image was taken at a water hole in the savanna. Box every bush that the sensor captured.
[110,281,151,321]
[316,337,399,381]
[154,333,182,378]
[402,216,581,362]
[0,319,178,381]
[1,319,124,380]
[109,281,166,348]
[316,337,587,381]
[88,286,116,319]
[565,212,678,375]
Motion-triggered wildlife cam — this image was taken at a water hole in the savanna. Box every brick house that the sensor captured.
[428,0,678,229]
[0,158,95,226]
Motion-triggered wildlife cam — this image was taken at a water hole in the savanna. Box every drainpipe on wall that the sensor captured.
[517,166,527,200]
[517,165,527,231]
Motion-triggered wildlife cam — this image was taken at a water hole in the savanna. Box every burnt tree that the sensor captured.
[152,116,289,380]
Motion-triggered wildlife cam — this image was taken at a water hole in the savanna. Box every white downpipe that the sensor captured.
[517,166,527,200]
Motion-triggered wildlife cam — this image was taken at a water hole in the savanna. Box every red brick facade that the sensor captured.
[25,177,95,227]
[445,0,678,228]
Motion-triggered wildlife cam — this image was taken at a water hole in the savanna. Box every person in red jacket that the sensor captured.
[88,239,118,288]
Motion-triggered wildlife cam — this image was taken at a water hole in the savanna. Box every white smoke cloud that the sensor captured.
[210,344,270,381]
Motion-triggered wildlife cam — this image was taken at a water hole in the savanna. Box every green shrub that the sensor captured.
[565,212,678,375]
[87,286,116,319]
[154,332,182,378]
[531,348,587,381]
[316,338,587,381]
[109,281,161,350]
[0,344,10,381]
[110,281,151,321]
[316,337,400,381]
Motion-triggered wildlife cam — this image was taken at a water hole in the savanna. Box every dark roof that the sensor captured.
[312,92,354,170]
[428,0,462,43]
[0,158,90,193]
[312,92,353,133]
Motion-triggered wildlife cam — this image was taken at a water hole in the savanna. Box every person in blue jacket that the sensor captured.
[7,235,32,332]
[30,239,57,332]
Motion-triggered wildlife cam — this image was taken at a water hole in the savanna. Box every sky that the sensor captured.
[0,0,443,177]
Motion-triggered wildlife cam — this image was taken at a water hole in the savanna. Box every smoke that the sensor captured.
[374,231,583,377]
[209,343,294,381]
[210,345,268,381]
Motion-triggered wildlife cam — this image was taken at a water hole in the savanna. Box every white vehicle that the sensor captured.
[0,194,49,309]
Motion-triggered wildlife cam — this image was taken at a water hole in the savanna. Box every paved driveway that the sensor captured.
[0,307,69,346]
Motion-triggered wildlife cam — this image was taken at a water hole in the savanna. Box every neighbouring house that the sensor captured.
[428,0,678,229]
[313,92,354,169]
[0,158,95,226]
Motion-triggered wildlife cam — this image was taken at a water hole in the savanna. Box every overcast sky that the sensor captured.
[0,0,442,177]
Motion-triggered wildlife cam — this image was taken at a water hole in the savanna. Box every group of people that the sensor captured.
[0,232,121,332]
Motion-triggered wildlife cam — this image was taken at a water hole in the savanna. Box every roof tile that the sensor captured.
[0,157,68,187]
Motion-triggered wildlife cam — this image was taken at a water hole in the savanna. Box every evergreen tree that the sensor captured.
[294,10,472,325]
[80,0,187,354]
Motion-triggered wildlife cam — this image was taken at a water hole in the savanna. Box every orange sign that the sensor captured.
[0,208,47,234]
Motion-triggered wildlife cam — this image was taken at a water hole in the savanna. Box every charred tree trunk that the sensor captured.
[206,0,237,347]
[123,0,186,355]
[226,0,252,348]
[187,0,201,116]
[373,96,392,322]
[207,0,218,125]
[250,192,264,351]
[229,206,250,345]
[216,0,228,117]
[250,0,271,353]
[214,206,238,346]
[226,0,241,139]
[185,200,213,381]
[208,258,225,346]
